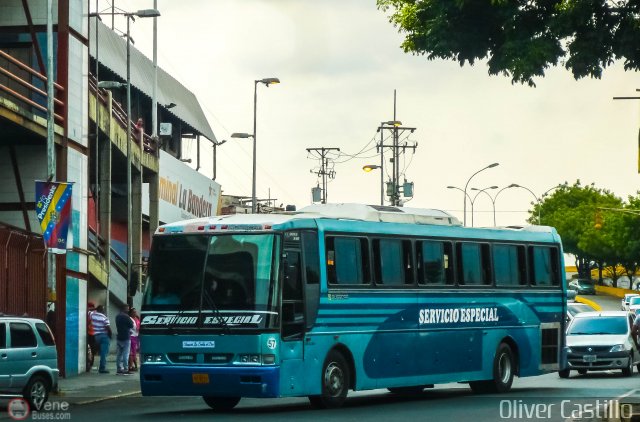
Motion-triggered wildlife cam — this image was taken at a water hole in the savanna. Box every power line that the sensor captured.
[307,147,340,204]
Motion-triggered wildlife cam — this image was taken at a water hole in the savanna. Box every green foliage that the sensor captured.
[377,0,640,86]
[532,180,640,281]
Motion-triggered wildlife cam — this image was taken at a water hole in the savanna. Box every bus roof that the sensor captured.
[155,204,558,242]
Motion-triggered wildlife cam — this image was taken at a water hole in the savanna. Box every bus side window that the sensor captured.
[457,242,491,286]
[494,244,527,287]
[326,236,369,285]
[530,246,560,286]
[282,250,304,339]
[417,240,453,285]
[373,239,413,285]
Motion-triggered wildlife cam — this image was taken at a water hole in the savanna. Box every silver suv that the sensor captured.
[0,316,59,410]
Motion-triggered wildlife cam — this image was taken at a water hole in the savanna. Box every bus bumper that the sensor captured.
[140,364,280,398]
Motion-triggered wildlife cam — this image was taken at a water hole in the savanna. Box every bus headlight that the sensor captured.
[144,354,164,363]
[239,354,261,364]
[610,344,626,353]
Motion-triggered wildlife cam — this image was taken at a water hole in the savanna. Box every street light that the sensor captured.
[470,186,498,227]
[463,163,499,226]
[90,8,160,302]
[234,77,280,214]
[447,185,472,226]
[511,183,541,224]
[363,164,383,205]
[472,184,518,226]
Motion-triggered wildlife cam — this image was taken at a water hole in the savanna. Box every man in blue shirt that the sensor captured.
[115,304,134,375]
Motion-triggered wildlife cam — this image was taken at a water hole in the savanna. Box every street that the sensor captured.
[23,293,638,421]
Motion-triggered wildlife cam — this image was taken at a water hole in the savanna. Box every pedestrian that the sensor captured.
[128,307,140,372]
[115,303,134,375]
[86,302,98,371]
[90,305,112,374]
[135,118,144,147]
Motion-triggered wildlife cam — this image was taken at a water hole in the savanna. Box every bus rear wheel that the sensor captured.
[202,396,240,411]
[309,350,350,409]
[469,343,515,394]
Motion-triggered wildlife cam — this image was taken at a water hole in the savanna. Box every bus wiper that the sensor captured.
[167,301,192,333]
[200,289,231,334]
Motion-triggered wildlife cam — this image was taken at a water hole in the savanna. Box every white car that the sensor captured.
[561,311,640,378]
[628,296,640,314]
[567,302,596,324]
[622,293,639,311]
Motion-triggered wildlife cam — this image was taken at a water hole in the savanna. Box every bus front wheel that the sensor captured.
[203,396,241,411]
[469,343,515,394]
[309,350,350,409]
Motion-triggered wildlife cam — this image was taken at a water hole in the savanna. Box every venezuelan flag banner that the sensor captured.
[35,181,73,254]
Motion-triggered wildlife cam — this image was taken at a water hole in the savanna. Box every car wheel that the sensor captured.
[558,369,570,378]
[23,375,50,411]
[202,396,240,411]
[469,343,515,393]
[309,350,350,408]
[623,354,633,377]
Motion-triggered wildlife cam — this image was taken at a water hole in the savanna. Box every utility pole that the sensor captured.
[307,147,340,204]
[376,89,418,206]
[377,91,417,206]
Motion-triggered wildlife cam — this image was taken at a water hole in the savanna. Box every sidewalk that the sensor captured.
[52,355,141,405]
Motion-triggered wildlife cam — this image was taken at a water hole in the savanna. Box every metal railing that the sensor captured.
[88,74,158,155]
[0,49,64,123]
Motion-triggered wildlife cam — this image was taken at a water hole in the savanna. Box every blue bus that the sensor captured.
[140,204,566,410]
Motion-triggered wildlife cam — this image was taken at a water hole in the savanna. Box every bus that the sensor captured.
[139,203,567,410]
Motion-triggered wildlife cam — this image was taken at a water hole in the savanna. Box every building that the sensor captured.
[0,1,220,376]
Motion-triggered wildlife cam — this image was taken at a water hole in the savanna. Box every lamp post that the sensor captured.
[90,8,160,302]
[235,77,280,214]
[447,186,473,225]
[462,163,499,226]
[363,164,383,205]
[472,184,518,226]
[511,184,541,224]
[470,186,498,227]
[230,132,255,209]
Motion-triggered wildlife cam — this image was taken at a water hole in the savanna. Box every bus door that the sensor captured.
[279,231,321,395]
[279,232,307,395]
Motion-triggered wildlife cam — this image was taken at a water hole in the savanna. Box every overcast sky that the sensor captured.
[100,0,640,227]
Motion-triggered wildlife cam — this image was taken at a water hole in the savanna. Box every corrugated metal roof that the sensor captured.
[89,19,217,142]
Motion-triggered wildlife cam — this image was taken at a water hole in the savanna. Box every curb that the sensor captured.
[575,295,602,311]
[54,389,141,406]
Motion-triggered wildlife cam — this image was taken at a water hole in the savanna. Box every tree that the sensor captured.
[532,181,622,280]
[377,0,640,86]
[618,193,640,287]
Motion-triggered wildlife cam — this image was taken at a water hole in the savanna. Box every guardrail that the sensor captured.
[0,49,64,123]
[88,74,158,155]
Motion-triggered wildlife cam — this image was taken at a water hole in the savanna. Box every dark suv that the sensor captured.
[0,316,59,410]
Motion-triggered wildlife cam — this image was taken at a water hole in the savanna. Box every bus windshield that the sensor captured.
[142,233,280,329]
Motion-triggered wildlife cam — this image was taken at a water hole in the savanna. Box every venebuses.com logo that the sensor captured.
[7,398,72,420]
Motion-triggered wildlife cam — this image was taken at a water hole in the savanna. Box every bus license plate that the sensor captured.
[583,355,597,363]
[192,373,210,384]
